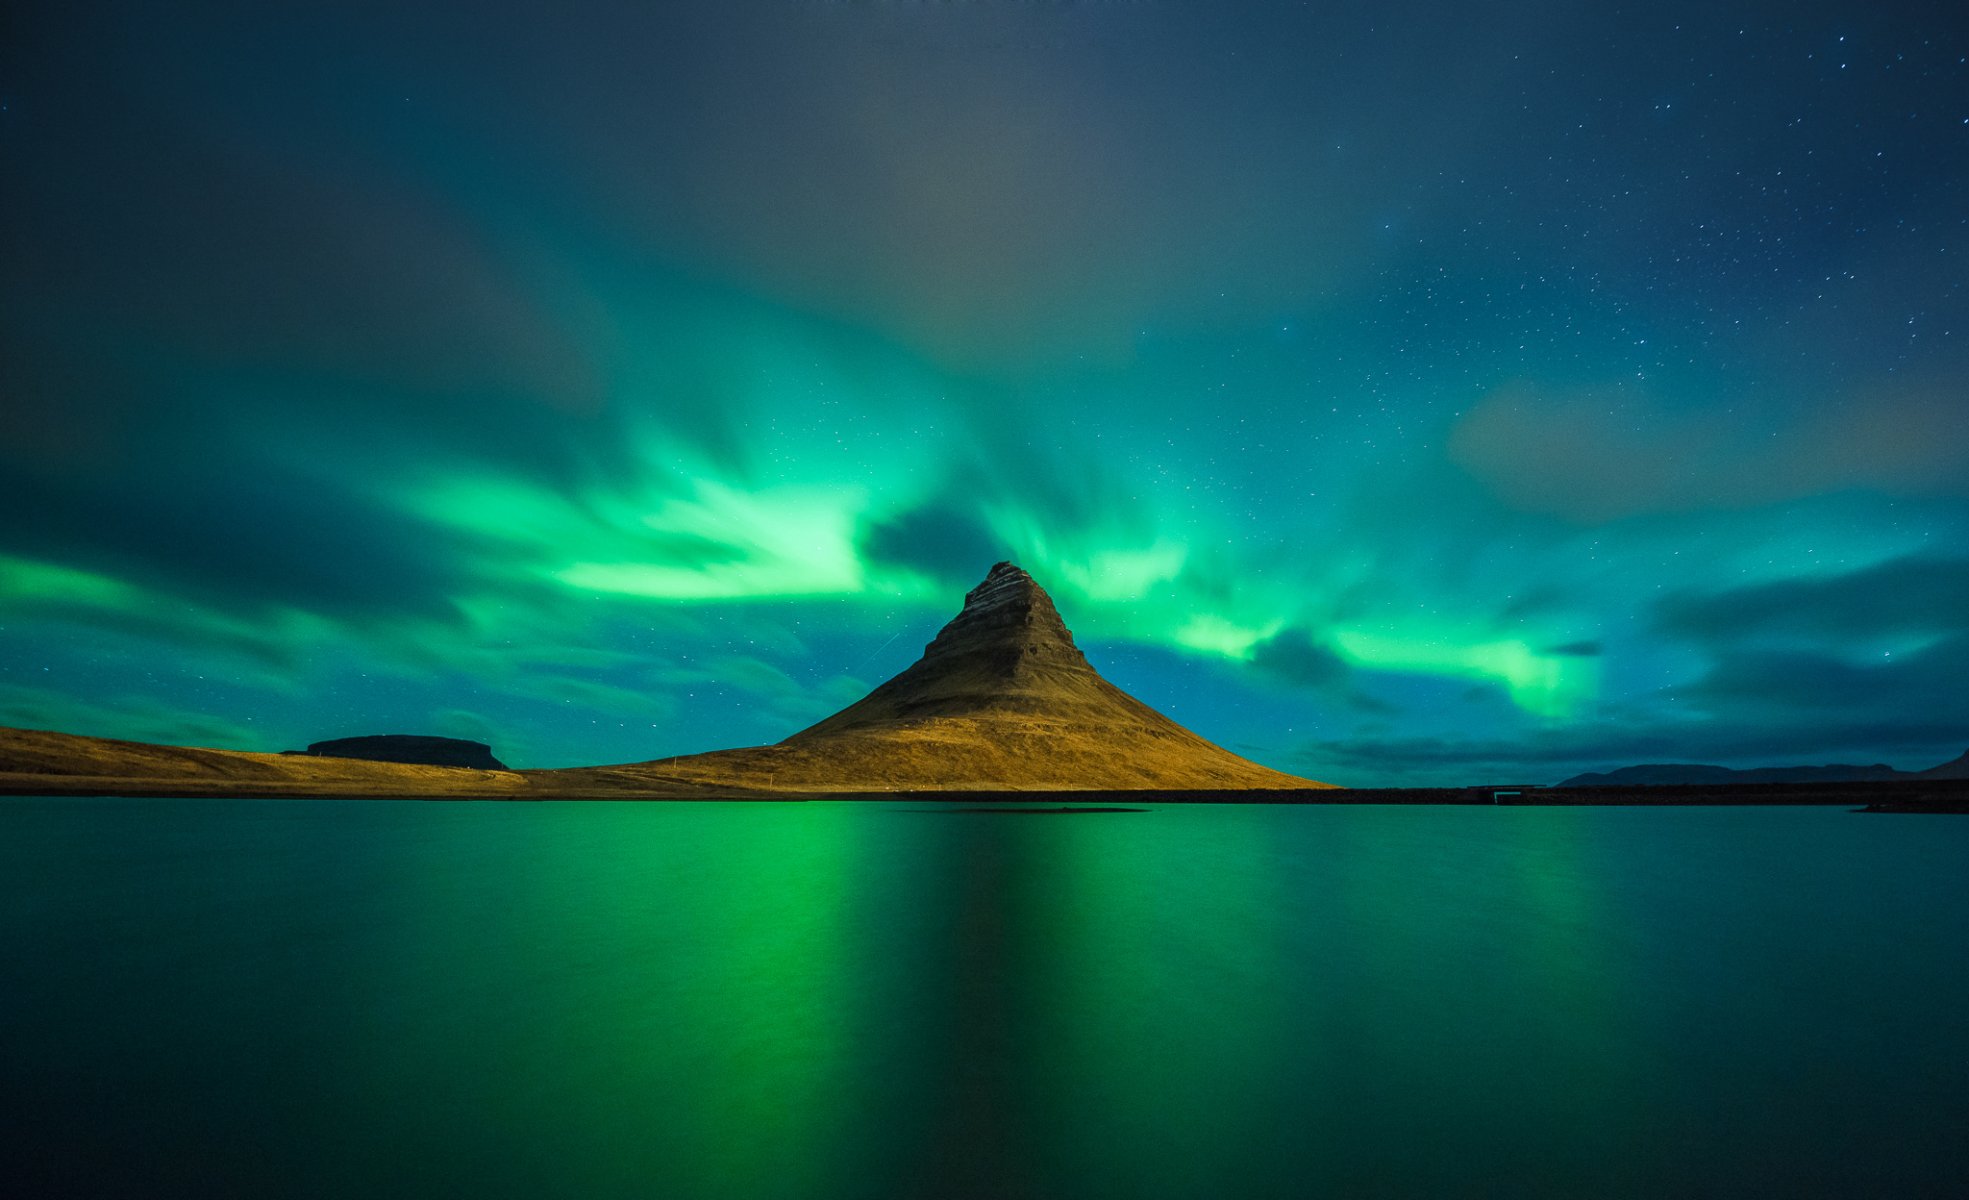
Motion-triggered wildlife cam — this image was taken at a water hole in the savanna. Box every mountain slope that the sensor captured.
[0,725,531,798]
[1918,750,1969,780]
[564,562,1327,792]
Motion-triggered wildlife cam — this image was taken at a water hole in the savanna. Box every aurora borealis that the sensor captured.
[4,1,1967,785]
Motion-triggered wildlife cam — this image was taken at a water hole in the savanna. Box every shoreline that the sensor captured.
[5,775,1967,810]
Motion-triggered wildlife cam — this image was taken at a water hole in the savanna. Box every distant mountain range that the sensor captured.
[1559,750,1969,788]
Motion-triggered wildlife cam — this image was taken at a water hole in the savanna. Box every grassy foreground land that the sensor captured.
[6,726,1969,809]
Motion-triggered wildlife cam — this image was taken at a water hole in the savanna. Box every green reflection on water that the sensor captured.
[1024,806,1304,1197]
[3,800,1967,1199]
[288,803,897,1198]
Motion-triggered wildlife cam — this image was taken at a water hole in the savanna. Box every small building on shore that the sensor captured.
[1467,784,1547,803]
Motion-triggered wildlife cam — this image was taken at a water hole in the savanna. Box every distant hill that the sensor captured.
[1560,752,1967,788]
[1918,749,1969,780]
[304,735,508,771]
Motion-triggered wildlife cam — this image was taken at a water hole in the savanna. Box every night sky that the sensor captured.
[4,1,1968,785]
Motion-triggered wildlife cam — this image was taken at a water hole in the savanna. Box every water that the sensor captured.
[3,799,1965,1199]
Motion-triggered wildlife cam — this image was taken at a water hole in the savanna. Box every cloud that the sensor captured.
[1684,634,1969,721]
[282,0,1559,367]
[1330,627,1597,718]
[0,554,331,673]
[3,18,600,410]
[1248,628,1351,688]
[1290,625,1969,786]
[1655,556,1969,644]
[0,457,474,625]
[861,503,1010,588]
[1449,383,1969,522]
[0,682,265,752]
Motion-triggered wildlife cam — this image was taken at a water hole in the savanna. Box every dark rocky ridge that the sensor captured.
[305,735,509,771]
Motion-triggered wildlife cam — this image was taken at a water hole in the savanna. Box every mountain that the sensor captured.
[1559,755,1964,788]
[303,735,509,771]
[0,563,1325,797]
[554,562,1328,793]
[1918,749,1969,780]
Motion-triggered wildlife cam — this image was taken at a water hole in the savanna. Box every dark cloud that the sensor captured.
[861,503,1010,588]
[4,82,600,416]
[1685,635,1969,723]
[1449,384,1969,522]
[1656,557,1969,644]
[1248,629,1350,689]
[1546,640,1602,657]
[495,0,1571,365]
[0,455,471,624]
[0,683,263,753]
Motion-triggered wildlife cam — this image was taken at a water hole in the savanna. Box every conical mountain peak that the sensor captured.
[790,563,1096,739]
[920,561,1085,674]
[610,563,1328,791]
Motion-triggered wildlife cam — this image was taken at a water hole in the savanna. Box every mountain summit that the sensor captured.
[596,562,1328,792]
[795,562,1149,736]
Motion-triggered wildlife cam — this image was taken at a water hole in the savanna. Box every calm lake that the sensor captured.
[3,799,1965,1198]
